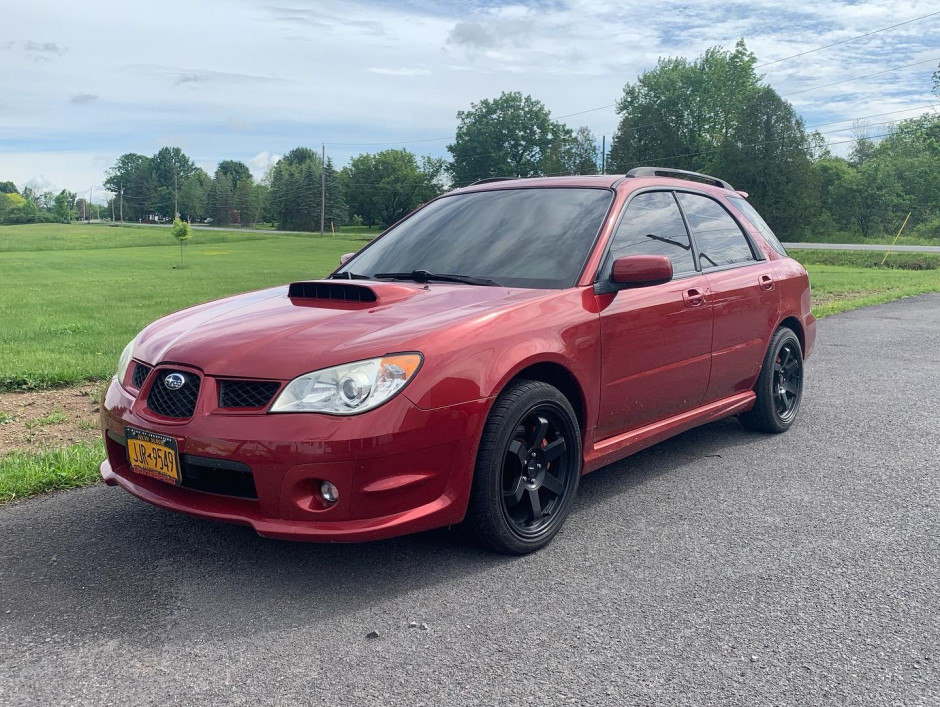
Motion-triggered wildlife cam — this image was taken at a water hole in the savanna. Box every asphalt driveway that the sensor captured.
[2,295,938,706]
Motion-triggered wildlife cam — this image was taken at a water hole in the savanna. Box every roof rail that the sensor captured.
[467,177,518,186]
[626,167,734,191]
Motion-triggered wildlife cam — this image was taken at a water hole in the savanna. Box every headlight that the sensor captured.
[270,353,423,415]
[116,339,135,383]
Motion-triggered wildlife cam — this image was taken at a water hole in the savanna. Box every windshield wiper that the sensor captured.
[330,271,372,280]
[373,270,501,287]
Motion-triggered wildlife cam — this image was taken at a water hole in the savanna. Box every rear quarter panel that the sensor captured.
[774,257,816,357]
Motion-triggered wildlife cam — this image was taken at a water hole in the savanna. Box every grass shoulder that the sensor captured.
[0,441,104,504]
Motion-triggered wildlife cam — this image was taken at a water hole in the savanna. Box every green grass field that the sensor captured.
[2,223,939,392]
[0,441,103,503]
[1,223,368,390]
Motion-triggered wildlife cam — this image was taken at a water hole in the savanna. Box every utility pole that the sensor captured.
[320,144,326,238]
[174,169,178,219]
[601,135,606,175]
[111,191,115,221]
[120,182,124,225]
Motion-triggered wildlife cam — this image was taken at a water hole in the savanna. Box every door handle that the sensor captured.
[683,288,706,307]
[759,274,775,291]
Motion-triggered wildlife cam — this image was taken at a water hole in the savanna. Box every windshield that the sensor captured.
[337,187,614,289]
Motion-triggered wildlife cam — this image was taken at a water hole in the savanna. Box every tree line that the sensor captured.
[3,42,938,240]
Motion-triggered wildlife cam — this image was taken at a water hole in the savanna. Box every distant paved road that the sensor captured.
[784,242,940,253]
[2,295,939,706]
[125,222,368,237]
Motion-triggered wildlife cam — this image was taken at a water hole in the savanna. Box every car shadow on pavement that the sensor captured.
[1,417,768,645]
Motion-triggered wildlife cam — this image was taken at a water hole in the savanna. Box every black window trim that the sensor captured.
[335,185,618,291]
[671,187,766,272]
[593,187,706,291]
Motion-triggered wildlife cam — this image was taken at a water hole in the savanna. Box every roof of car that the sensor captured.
[451,171,735,196]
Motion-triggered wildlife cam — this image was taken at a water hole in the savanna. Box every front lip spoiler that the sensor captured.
[100,459,455,543]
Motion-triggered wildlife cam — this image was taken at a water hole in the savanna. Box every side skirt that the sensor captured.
[583,391,756,474]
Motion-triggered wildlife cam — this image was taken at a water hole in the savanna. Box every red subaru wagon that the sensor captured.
[100,167,816,554]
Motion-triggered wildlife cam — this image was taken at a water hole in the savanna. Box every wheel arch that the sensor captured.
[777,315,805,355]
[496,359,588,434]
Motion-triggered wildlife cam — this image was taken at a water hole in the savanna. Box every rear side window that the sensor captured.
[607,191,696,275]
[726,196,787,256]
[676,192,756,269]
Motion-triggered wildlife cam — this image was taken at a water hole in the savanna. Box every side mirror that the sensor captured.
[339,252,355,266]
[610,255,673,288]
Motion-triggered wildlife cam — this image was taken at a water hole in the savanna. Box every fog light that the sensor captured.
[320,481,340,503]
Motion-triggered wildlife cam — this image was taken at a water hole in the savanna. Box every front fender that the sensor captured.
[402,288,601,421]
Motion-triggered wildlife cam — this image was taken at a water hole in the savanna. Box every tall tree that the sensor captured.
[216,160,252,191]
[233,175,260,226]
[269,147,323,231]
[849,121,876,167]
[568,126,600,174]
[609,41,762,173]
[151,147,197,217]
[104,153,152,221]
[179,169,211,221]
[719,88,817,237]
[104,148,198,220]
[207,172,234,225]
[340,149,444,227]
[322,157,347,229]
[53,190,75,223]
[0,181,17,194]
[608,41,815,238]
[448,92,568,186]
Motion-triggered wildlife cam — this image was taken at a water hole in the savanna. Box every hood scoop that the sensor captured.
[288,281,378,303]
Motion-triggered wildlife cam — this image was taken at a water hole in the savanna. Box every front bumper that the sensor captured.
[100,378,489,542]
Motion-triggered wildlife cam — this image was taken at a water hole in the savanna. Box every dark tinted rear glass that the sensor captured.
[339,188,613,289]
[676,192,756,268]
[726,196,787,256]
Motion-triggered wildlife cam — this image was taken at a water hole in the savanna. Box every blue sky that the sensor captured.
[1,0,938,198]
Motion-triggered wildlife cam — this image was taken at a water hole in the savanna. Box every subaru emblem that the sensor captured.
[164,373,186,390]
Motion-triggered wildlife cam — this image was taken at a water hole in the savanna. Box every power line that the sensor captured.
[783,56,940,97]
[756,10,940,68]
[325,135,451,147]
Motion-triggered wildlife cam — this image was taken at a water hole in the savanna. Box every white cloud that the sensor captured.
[246,151,282,178]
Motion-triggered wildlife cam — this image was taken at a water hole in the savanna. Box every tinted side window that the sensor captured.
[607,192,696,275]
[726,196,787,256]
[676,192,756,268]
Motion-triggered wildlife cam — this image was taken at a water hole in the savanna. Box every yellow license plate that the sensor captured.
[126,427,180,485]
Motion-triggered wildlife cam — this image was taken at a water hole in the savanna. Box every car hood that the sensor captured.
[134,280,552,379]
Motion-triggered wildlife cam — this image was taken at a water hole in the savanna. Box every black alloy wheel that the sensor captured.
[740,326,804,434]
[773,339,802,423]
[464,380,581,554]
[501,408,574,537]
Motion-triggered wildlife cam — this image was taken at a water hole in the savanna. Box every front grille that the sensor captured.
[180,455,257,499]
[146,369,201,419]
[218,380,280,409]
[132,362,151,389]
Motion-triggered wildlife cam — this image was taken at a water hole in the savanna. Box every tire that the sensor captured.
[739,326,804,434]
[463,380,582,555]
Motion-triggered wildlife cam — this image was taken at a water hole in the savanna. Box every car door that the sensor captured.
[596,191,714,440]
[674,191,780,405]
